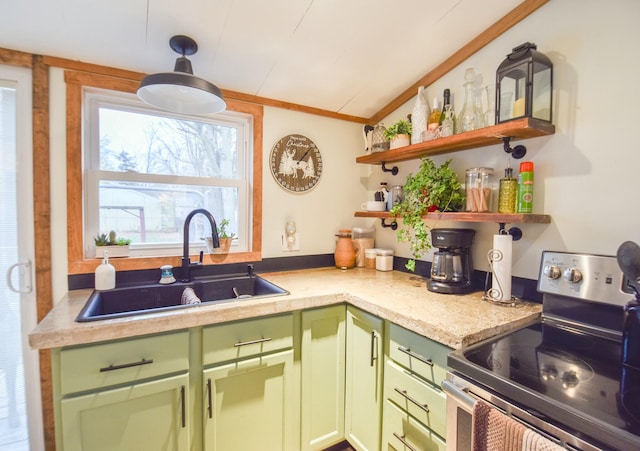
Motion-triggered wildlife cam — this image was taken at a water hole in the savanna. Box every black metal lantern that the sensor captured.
[495,42,553,124]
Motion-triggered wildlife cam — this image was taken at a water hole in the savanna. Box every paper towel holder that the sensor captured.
[498,223,522,241]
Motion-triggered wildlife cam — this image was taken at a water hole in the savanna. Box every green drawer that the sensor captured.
[387,323,451,388]
[202,313,293,365]
[385,360,446,438]
[59,330,189,395]
[382,399,446,451]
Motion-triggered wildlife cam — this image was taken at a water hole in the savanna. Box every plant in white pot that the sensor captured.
[94,230,131,258]
[385,119,412,149]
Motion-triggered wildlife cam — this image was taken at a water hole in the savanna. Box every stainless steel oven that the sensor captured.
[444,251,640,451]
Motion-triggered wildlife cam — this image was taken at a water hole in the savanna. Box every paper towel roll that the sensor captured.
[490,234,513,302]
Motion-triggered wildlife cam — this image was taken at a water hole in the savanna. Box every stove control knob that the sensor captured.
[543,265,561,280]
[563,267,583,283]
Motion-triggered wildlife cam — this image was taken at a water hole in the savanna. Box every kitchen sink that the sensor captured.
[76,273,289,322]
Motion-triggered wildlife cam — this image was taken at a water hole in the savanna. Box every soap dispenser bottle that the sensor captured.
[95,251,116,290]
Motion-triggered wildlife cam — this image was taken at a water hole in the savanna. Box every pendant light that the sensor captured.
[137,35,226,115]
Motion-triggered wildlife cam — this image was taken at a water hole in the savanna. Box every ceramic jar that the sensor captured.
[334,229,356,269]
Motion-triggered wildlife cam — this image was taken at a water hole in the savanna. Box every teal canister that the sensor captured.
[516,161,534,213]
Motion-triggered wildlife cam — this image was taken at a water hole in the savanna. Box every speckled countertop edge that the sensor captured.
[29,267,541,350]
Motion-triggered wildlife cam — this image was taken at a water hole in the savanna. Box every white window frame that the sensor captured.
[82,87,253,259]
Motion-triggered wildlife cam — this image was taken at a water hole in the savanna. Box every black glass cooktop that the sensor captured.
[449,321,640,450]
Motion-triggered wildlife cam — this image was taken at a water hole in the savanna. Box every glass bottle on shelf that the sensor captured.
[440,105,455,137]
[411,86,429,145]
[458,68,480,133]
[439,88,456,136]
[483,85,495,127]
[497,160,517,213]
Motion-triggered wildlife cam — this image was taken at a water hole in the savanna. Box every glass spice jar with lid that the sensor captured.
[465,167,495,212]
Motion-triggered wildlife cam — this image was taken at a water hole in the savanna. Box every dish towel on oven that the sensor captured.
[472,400,564,451]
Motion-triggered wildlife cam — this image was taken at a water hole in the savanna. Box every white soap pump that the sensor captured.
[95,251,116,290]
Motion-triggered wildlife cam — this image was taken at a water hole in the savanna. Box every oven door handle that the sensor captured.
[442,380,476,412]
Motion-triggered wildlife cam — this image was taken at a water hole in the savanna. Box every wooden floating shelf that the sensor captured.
[356,118,555,165]
[354,210,551,224]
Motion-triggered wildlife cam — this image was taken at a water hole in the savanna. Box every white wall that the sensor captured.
[50,0,640,300]
[48,71,367,301]
[368,0,640,279]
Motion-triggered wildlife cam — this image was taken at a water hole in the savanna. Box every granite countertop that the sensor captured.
[29,267,541,350]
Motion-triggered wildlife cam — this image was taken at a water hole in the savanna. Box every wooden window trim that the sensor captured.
[65,70,263,274]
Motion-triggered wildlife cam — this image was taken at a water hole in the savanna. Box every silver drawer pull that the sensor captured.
[234,337,272,347]
[397,346,433,367]
[393,432,418,451]
[394,387,430,413]
[99,358,154,372]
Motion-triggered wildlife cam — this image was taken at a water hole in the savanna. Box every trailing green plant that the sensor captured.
[384,119,412,140]
[390,158,465,272]
[217,219,236,239]
[94,230,131,246]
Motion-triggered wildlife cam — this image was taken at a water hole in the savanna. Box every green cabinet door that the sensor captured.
[301,305,346,450]
[345,306,384,451]
[60,373,190,451]
[203,349,295,451]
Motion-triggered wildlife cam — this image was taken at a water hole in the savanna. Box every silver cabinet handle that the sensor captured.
[397,346,433,366]
[394,387,429,413]
[234,337,272,347]
[99,358,153,372]
[207,378,213,419]
[180,385,186,428]
[370,331,378,367]
[393,432,417,451]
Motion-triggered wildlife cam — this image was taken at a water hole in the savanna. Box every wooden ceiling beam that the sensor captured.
[367,0,550,125]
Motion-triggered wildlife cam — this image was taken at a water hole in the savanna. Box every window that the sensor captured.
[84,88,251,258]
[65,71,263,274]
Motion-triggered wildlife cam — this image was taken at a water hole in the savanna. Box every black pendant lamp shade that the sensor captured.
[137,35,226,115]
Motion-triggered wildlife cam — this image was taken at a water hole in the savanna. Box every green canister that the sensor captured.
[517,161,534,213]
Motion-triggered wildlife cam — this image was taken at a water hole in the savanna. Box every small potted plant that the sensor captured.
[385,119,412,149]
[94,230,131,258]
[204,219,236,254]
[390,158,465,272]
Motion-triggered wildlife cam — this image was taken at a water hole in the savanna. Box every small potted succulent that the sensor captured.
[94,230,131,258]
[203,219,236,254]
[385,119,412,149]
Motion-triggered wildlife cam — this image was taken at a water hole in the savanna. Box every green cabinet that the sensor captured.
[52,303,452,451]
[203,350,295,450]
[201,313,297,451]
[60,373,189,451]
[345,306,384,451]
[54,330,190,451]
[300,305,346,450]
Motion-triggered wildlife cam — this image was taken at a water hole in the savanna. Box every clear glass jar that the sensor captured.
[465,167,495,212]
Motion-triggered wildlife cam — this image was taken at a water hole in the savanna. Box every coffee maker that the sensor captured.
[427,228,475,294]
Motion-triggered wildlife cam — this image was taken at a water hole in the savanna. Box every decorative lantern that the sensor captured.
[495,42,553,124]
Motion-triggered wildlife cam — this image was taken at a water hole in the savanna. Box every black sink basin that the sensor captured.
[76,274,289,322]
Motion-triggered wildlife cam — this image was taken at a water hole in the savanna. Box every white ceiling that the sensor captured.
[0,0,524,119]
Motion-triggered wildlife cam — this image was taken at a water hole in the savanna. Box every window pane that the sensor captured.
[98,181,238,245]
[98,108,238,179]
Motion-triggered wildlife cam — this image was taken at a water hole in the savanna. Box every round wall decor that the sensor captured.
[269,134,322,192]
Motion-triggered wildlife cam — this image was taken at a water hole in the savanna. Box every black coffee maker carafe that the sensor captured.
[427,228,475,294]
